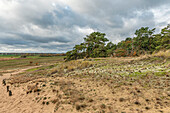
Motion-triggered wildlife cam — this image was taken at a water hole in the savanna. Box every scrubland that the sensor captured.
[0,53,169,113]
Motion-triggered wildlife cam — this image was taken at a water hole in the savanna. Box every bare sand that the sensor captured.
[0,66,55,113]
[0,60,169,113]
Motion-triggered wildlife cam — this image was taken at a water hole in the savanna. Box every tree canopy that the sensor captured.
[65,24,170,61]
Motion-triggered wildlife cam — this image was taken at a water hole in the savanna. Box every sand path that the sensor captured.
[0,65,42,80]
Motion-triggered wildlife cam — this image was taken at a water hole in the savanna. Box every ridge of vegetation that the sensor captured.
[65,24,170,61]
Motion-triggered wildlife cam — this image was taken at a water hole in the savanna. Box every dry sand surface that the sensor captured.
[0,66,53,113]
[0,57,169,113]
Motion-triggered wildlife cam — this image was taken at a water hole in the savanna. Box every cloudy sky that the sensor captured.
[0,0,170,53]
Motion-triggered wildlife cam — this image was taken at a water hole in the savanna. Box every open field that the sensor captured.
[0,56,169,113]
[0,56,64,71]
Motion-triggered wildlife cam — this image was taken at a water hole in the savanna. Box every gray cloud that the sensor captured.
[16,33,71,43]
[0,0,170,53]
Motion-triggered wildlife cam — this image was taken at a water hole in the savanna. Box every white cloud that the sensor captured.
[75,26,95,35]
[151,5,170,31]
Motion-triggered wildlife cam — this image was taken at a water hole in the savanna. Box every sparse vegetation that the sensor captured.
[48,60,93,75]
[0,53,169,113]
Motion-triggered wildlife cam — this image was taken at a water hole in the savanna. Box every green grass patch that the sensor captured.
[128,72,143,77]
[154,72,167,76]
[0,56,64,70]
[26,67,40,72]
[0,54,20,58]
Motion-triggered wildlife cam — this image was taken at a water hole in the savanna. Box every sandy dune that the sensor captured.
[0,57,169,113]
[0,66,54,113]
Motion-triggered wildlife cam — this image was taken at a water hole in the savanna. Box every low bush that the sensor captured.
[48,60,93,75]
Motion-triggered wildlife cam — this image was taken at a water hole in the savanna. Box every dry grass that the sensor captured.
[8,75,41,84]
[152,50,170,58]
[49,60,93,75]
[26,83,39,94]
[131,50,170,61]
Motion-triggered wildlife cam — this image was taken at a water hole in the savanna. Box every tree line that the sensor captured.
[65,24,170,61]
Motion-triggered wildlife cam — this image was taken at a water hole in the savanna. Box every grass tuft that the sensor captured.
[152,50,170,58]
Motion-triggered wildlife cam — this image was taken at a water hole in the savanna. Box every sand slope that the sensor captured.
[0,66,55,113]
[0,58,169,113]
